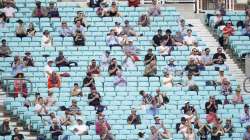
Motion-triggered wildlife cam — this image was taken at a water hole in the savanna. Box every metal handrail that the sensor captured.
[1,77,33,95]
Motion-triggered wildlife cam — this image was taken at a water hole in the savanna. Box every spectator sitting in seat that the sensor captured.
[113,71,127,87]
[106,29,122,50]
[73,20,85,35]
[47,71,61,89]
[47,2,59,18]
[162,71,173,87]
[163,58,176,75]
[147,0,161,16]
[71,83,83,97]
[213,47,227,67]
[72,119,88,135]
[60,109,73,126]
[197,122,211,139]
[122,20,142,37]
[184,73,199,92]
[123,39,140,61]
[1,1,16,19]
[96,3,108,17]
[232,86,244,104]
[139,13,150,27]
[83,72,95,88]
[213,11,224,29]
[181,101,196,115]
[26,23,36,37]
[88,89,101,107]
[159,41,173,56]
[179,117,189,133]
[50,119,63,140]
[163,29,175,46]
[16,19,27,38]
[32,1,47,17]
[211,124,224,140]
[155,89,168,106]
[144,48,157,76]
[224,118,233,137]
[55,51,78,67]
[11,56,25,76]
[108,58,122,76]
[0,119,11,136]
[23,52,34,67]
[127,108,141,125]
[88,0,102,8]
[35,97,48,116]
[205,96,218,114]
[2,0,16,8]
[149,126,162,139]
[244,125,250,140]
[59,21,73,37]
[201,48,213,66]
[41,30,53,47]
[128,0,140,7]
[222,20,235,46]
[183,109,196,124]
[221,78,232,95]
[88,59,100,77]
[69,99,81,116]
[100,50,111,70]
[185,58,200,76]
[174,31,184,46]
[107,2,120,17]
[240,104,250,125]
[147,97,159,115]
[45,91,56,107]
[96,116,114,140]
[0,39,11,57]
[122,52,136,68]
[74,11,87,27]
[44,60,54,77]
[152,29,164,49]
[154,118,172,139]
[74,30,85,46]
[179,19,187,35]
[14,73,27,98]
[139,90,153,105]
[0,13,6,28]
[189,48,205,70]
[183,29,196,46]
[242,23,250,37]
[113,22,122,36]
[12,128,24,140]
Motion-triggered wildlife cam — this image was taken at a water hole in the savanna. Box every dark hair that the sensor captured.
[74,83,78,86]
[205,48,210,51]
[187,29,192,32]
[1,39,6,43]
[139,90,144,95]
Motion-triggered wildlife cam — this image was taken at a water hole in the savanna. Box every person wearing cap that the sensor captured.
[55,51,78,67]
[108,58,122,76]
[41,30,53,47]
[107,2,120,17]
[71,83,83,97]
[138,13,150,27]
[58,21,73,37]
[173,30,184,46]
[127,108,141,125]
[106,29,122,50]
[12,127,24,140]
[44,59,54,77]
[0,119,11,136]
[83,72,95,88]
[201,48,213,66]
[45,91,56,107]
[222,20,235,46]
[128,0,140,7]
[11,56,25,76]
[69,99,81,116]
[162,71,173,88]
[183,29,196,46]
[74,11,87,27]
[205,96,218,114]
[163,58,176,75]
[1,1,16,18]
[0,39,11,57]
[32,1,48,17]
[232,86,244,104]
[100,50,111,70]
[184,58,200,76]
[122,20,140,36]
[35,97,48,116]
[47,71,61,89]
[147,0,161,16]
[26,22,36,37]
[240,104,250,124]
[47,1,59,18]
[88,89,101,107]
[243,125,250,140]
[15,19,27,38]
[23,52,34,67]
[87,59,100,77]
[152,29,164,48]
[213,47,226,66]
[113,70,127,87]
[71,119,88,135]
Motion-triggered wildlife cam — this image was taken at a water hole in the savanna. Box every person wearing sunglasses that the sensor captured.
[222,20,235,47]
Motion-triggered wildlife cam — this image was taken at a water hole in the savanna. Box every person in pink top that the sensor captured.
[232,86,244,104]
[95,116,114,140]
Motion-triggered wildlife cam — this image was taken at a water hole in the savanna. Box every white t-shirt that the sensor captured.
[35,104,48,115]
[44,64,54,77]
[122,56,135,68]
[41,35,52,48]
[2,7,16,17]
[189,55,201,63]
[73,124,88,135]
[184,36,196,45]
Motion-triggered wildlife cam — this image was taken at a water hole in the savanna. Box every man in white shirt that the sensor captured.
[100,50,111,70]
[44,60,54,77]
[201,48,213,66]
[240,104,250,125]
[41,30,53,48]
[183,29,196,46]
[2,2,16,18]
[35,97,48,116]
[71,119,88,135]
[106,29,122,50]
